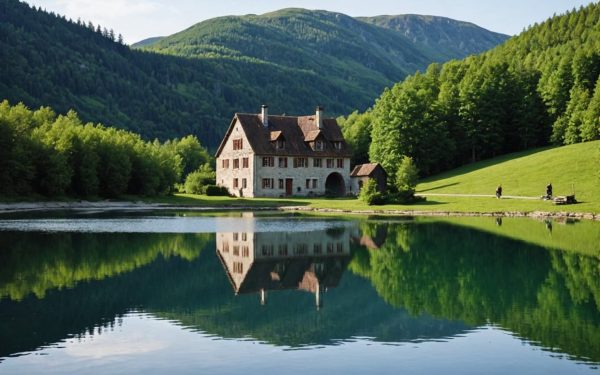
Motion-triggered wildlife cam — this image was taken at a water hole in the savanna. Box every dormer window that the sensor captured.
[333,141,343,150]
[276,138,285,150]
[315,140,324,151]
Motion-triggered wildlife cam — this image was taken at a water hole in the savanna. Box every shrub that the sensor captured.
[183,164,215,194]
[359,178,386,205]
[205,185,230,196]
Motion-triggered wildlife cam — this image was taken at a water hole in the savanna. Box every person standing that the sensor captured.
[546,183,553,199]
[496,185,502,199]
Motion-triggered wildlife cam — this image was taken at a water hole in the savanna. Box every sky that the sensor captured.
[25,0,595,44]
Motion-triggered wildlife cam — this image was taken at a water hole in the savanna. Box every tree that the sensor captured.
[395,156,419,193]
[581,77,600,141]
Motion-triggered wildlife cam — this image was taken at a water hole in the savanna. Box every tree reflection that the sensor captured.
[350,220,600,362]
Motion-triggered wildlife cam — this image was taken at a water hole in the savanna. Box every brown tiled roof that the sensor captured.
[350,163,386,177]
[215,113,352,157]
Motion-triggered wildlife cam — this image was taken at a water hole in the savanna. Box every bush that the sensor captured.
[183,164,215,194]
[359,179,386,205]
[205,185,230,196]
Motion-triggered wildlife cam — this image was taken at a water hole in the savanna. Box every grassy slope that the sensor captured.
[415,140,600,213]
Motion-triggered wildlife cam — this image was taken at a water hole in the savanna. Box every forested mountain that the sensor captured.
[359,15,509,61]
[0,1,507,149]
[344,3,600,179]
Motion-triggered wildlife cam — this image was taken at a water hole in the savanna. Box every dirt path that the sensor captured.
[417,193,540,200]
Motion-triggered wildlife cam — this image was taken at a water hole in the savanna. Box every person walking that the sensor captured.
[546,183,553,199]
[495,185,502,199]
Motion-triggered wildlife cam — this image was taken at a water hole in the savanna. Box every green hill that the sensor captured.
[0,1,507,149]
[417,140,600,211]
[130,36,164,48]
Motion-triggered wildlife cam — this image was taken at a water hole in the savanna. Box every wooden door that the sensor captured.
[285,178,293,196]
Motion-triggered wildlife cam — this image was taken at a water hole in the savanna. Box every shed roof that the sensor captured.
[350,163,386,177]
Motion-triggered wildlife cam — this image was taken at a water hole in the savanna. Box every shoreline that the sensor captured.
[0,201,598,221]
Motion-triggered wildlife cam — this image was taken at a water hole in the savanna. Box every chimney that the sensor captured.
[316,106,324,129]
[261,105,268,127]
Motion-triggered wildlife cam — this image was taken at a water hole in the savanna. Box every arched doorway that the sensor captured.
[325,172,345,197]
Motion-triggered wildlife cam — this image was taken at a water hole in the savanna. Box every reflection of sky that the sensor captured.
[0,313,595,375]
[0,215,354,233]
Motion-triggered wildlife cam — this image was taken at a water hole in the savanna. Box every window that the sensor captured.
[333,141,343,150]
[233,262,243,274]
[223,242,229,253]
[262,156,274,167]
[313,158,322,167]
[312,179,318,189]
[233,178,238,188]
[262,178,274,189]
[233,158,240,169]
[337,243,344,253]
[337,159,344,168]
[327,243,334,253]
[222,159,229,168]
[278,244,288,256]
[294,157,308,168]
[313,243,322,254]
[242,246,249,257]
[242,157,249,168]
[294,243,308,255]
[276,139,285,150]
[233,233,238,241]
[233,245,239,256]
[242,178,247,189]
[233,138,243,150]
[306,179,311,189]
[326,159,334,168]
[278,179,284,189]
[241,233,247,241]
[261,244,274,256]
[278,157,288,168]
[315,140,324,151]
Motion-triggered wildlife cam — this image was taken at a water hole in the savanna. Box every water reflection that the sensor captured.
[0,214,599,372]
[216,228,352,308]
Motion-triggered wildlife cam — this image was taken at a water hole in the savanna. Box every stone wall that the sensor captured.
[216,119,255,197]
[253,156,352,197]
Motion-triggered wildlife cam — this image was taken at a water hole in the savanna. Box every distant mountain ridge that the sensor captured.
[0,1,508,149]
[358,14,509,61]
[131,36,164,48]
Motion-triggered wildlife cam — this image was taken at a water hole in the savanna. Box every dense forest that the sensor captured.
[0,0,507,149]
[0,101,209,198]
[341,3,600,179]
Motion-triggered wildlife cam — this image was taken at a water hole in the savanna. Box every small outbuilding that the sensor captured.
[350,163,387,194]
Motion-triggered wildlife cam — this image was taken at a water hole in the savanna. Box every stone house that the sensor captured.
[350,163,388,193]
[215,106,352,197]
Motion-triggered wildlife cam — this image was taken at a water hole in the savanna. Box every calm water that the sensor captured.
[0,211,599,374]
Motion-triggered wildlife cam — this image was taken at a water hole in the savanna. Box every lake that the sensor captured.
[0,211,599,374]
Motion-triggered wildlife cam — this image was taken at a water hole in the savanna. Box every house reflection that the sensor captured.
[216,228,352,309]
